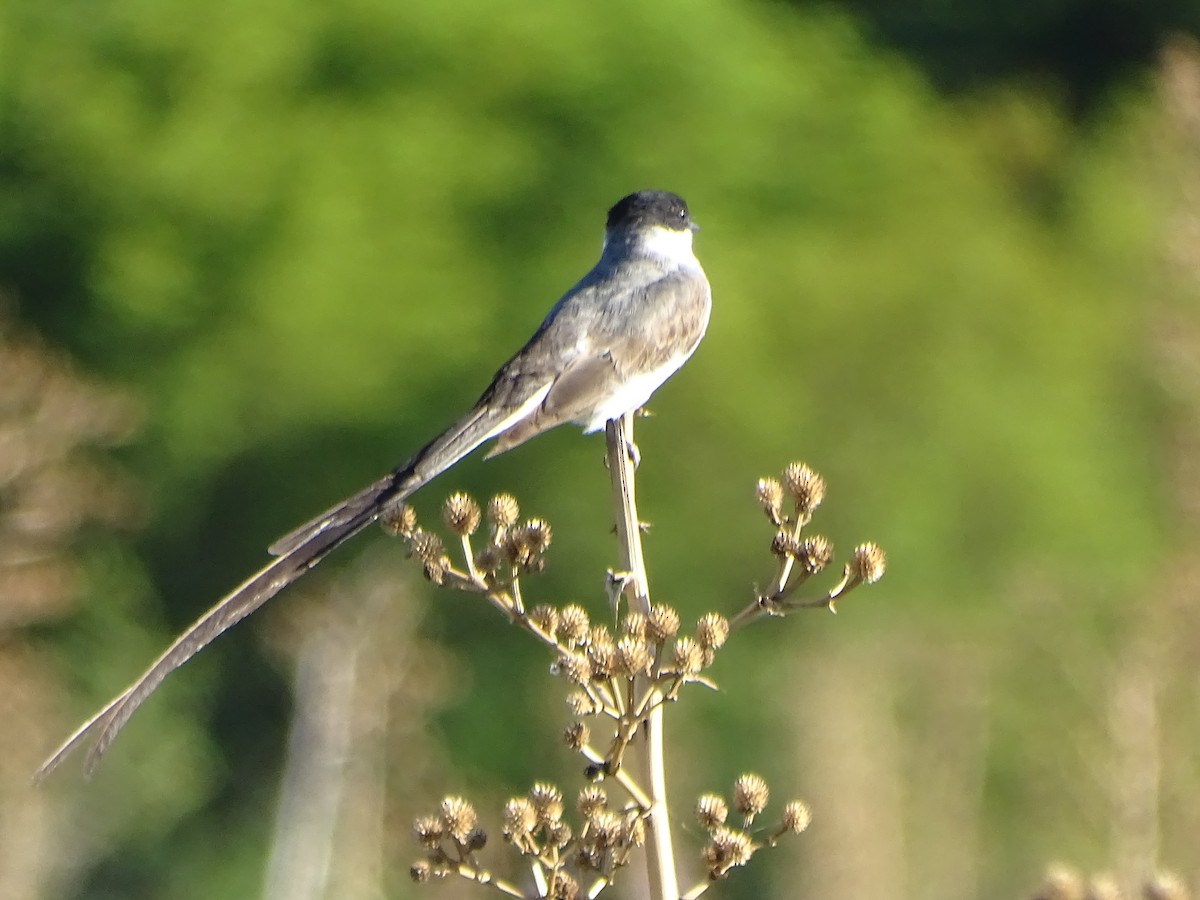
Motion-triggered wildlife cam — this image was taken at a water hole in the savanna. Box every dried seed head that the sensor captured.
[797,535,834,573]
[502,798,538,840]
[559,604,590,646]
[442,492,481,536]
[549,871,579,900]
[410,860,434,883]
[732,774,770,818]
[782,462,825,513]
[547,821,572,848]
[620,611,647,639]
[487,493,520,529]
[559,652,592,685]
[696,793,729,829]
[702,826,754,877]
[592,809,624,846]
[503,529,538,568]
[529,604,559,638]
[588,637,618,679]
[755,477,785,524]
[380,501,417,538]
[474,543,502,574]
[616,635,652,677]
[672,636,705,675]
[781,800,812,834]
[566,690,596,716]
[647,603,680,642]
[695,613,730,650]
[849,542,886,585]
[771,530,801,558]
[577,785,608,820]
[529,783,564,826]
[588,624,615,649]
[413,814,445,850]
[564,721,590,749]
[410,529,449,583]
[521,517,553,551]
[439,796,477,842]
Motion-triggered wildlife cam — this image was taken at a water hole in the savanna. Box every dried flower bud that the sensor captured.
[559,605,590,646]
[797,535,833,573]
[530,783,564,826]
[487,493,520,528]
[529,604,559,638]
[702,826,754,877]
[549,871,579,900]
[547,821,572,848]
[616,635,652,677]
[756,477,785,524]
[380,500,417,538]
[410,529,448,582]
[647,604,680,642]
[592,809,624,846]
[413,814,445,850]
[732,773,769,818]
[564,721,590,749]
[502,798,538,840]
[439,796,477,842]
[771,530,800,558]
[696,793,729,829]
[780,800,811,834]
[522,517,553,551]
[695,613,730,650]
[474,543,502,574]
[672,636,705,675]
[566,690,596,716]
[558,652,592,685]
[410,860,433,883]
[620,611,647,639]
[848,542,886,585]
[782,462,825,513]
[588,638,618,679]
[588,624,615,649]
[442,492,481,536]
[577,785,608,820]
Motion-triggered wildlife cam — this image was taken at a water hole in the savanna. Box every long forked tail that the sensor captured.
[35,473,402,781]
[36,382,541,780]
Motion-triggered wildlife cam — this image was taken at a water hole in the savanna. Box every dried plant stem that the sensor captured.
[604,412,677,900]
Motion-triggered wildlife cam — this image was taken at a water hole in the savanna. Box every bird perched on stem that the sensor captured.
[37,189,712,779]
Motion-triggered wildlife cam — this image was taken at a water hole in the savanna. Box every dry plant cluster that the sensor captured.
[386,447,884,899]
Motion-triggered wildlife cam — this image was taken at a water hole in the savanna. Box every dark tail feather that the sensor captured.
[37,391,532,780]
[35,490,392,782]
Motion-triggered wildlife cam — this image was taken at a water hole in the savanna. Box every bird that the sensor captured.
[37,189,712,779]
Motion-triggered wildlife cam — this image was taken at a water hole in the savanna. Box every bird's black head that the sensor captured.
[606,190,693,232]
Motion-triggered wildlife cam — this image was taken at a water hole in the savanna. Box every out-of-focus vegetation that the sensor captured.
[2,0,1198,898]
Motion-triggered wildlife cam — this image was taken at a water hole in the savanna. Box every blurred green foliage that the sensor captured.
[2,0,1193,898]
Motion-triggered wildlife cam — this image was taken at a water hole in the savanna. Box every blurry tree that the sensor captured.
[812,0,1200,113]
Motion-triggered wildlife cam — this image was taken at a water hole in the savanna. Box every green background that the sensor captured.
[3,1,1199,898]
